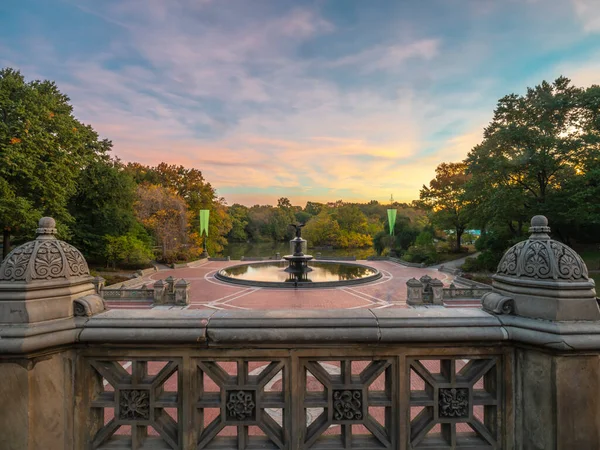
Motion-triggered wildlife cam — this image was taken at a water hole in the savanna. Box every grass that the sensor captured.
[579,249,600,271]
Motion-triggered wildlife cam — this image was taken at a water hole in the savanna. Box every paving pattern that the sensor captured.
[105,260,479,311]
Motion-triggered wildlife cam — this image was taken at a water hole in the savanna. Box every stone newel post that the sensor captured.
[174,279,191,305]
[430,278,444,305]
[0,217,104,450]
[406,278,423,305]
[482,215,600,449]
[153,279,166,304]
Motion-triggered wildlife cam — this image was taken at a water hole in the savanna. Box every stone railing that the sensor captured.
[95,276,190,306]
[443,283,492,300]
[2,215,600,449]
[3,307,600,449]
[407,276,492,305]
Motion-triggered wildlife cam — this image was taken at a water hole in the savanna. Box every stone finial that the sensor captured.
[0,217,95,324]
[492,215,599,321]
[35,217,58,238]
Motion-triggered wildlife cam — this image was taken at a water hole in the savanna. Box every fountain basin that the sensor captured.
[215,260,381,288]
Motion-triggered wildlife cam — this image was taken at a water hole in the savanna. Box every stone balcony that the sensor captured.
[1,216,599,449]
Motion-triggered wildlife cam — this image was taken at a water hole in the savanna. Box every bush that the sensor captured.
[404,244,438,265]
[104,233,154,268]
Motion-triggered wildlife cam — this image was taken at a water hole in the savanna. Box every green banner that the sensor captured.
[387,209,397,236]
[199,210,210,236]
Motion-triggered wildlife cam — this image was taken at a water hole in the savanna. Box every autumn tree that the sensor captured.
[125,162,231,254]
[420,162,471,251]
[0,67,110,258]
[134,185,188,261]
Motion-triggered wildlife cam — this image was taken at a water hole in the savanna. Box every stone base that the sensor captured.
[0,351,74,450]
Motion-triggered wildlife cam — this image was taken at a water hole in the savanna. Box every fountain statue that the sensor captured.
[283,223,313,281]
[215,223,381,288]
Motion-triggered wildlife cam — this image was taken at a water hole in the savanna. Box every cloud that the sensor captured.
[327,39,440,72]
[5,0,596,206]
[572,0,600,32]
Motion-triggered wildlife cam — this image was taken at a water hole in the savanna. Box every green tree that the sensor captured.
[69,158,138,262]
[420,162,471,251]
[465,77,600,241]
[303,210,341,247]
[104,232,153,269]
[227,204,249,242]
[0,68,110,258]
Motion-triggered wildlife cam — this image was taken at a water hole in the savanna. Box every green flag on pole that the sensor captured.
[387,209,397,236]
[199,210,210,236]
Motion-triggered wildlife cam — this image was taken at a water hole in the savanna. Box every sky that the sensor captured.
[1,0,600,206]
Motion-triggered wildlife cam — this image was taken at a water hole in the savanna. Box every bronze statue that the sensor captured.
[289,223,305,239]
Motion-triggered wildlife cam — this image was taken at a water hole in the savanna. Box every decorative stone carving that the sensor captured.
[492,215,599,321]
[74,301,86,316]
[73,295,105,317]
[32,241,64,280]
[226,390,256,420]
[332,390,363,421]
[0,241,35,281]
[496,215,588,281]
[0,217,90,283]
[119,389,150,420]
[481,292,514,315]
[439,388,469,418]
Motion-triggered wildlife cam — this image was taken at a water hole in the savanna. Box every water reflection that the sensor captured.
[221,261,377,283]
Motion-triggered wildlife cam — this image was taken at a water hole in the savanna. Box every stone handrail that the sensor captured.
[2,306,600,449]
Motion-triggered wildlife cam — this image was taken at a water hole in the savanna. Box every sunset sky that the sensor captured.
[1,0,599,206]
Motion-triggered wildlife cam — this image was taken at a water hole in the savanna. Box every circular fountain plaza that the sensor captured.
[104,225,466,311]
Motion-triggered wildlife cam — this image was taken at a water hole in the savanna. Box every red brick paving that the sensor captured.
[105,260,462,311]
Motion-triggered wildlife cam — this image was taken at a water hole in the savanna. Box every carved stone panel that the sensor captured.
[119,389,150,420]
[438,387,469,418]
[225,390,256,421]
[332,390,363,422]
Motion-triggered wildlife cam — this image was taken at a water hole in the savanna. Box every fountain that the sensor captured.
[283,223,313,281]
[215,223,381,288]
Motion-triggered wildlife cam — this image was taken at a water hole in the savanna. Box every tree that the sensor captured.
[104,232,153,269]
[465,77,600,241]
[69,158,138,262]
[420,162,471,251]
[227,204,249,242]
[303,210,341,247]
[134,185,188,261]
[0,67,111,258]
[125,163,232,254]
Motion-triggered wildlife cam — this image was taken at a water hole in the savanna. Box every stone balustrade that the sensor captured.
[97,276,191,306]
[1,216,600,449]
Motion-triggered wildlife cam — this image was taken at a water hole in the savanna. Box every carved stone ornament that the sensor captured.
[119,389,150,420]
[226,390,256,421]
[481,292,515,315]
[332,390,363,421]
[0,217,90,282]
[496,215,588,281]
[439,388,469,418]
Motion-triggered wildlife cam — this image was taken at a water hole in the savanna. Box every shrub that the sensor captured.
[404,244,438,265]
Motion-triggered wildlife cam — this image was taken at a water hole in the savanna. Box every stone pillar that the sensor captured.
[406,278,423,305]
[0,217,102,450]
[92,276,105,295]
[153,279,166,305]
[486,215,600,449]
[174,279,190,305]
[430,278,444,305]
